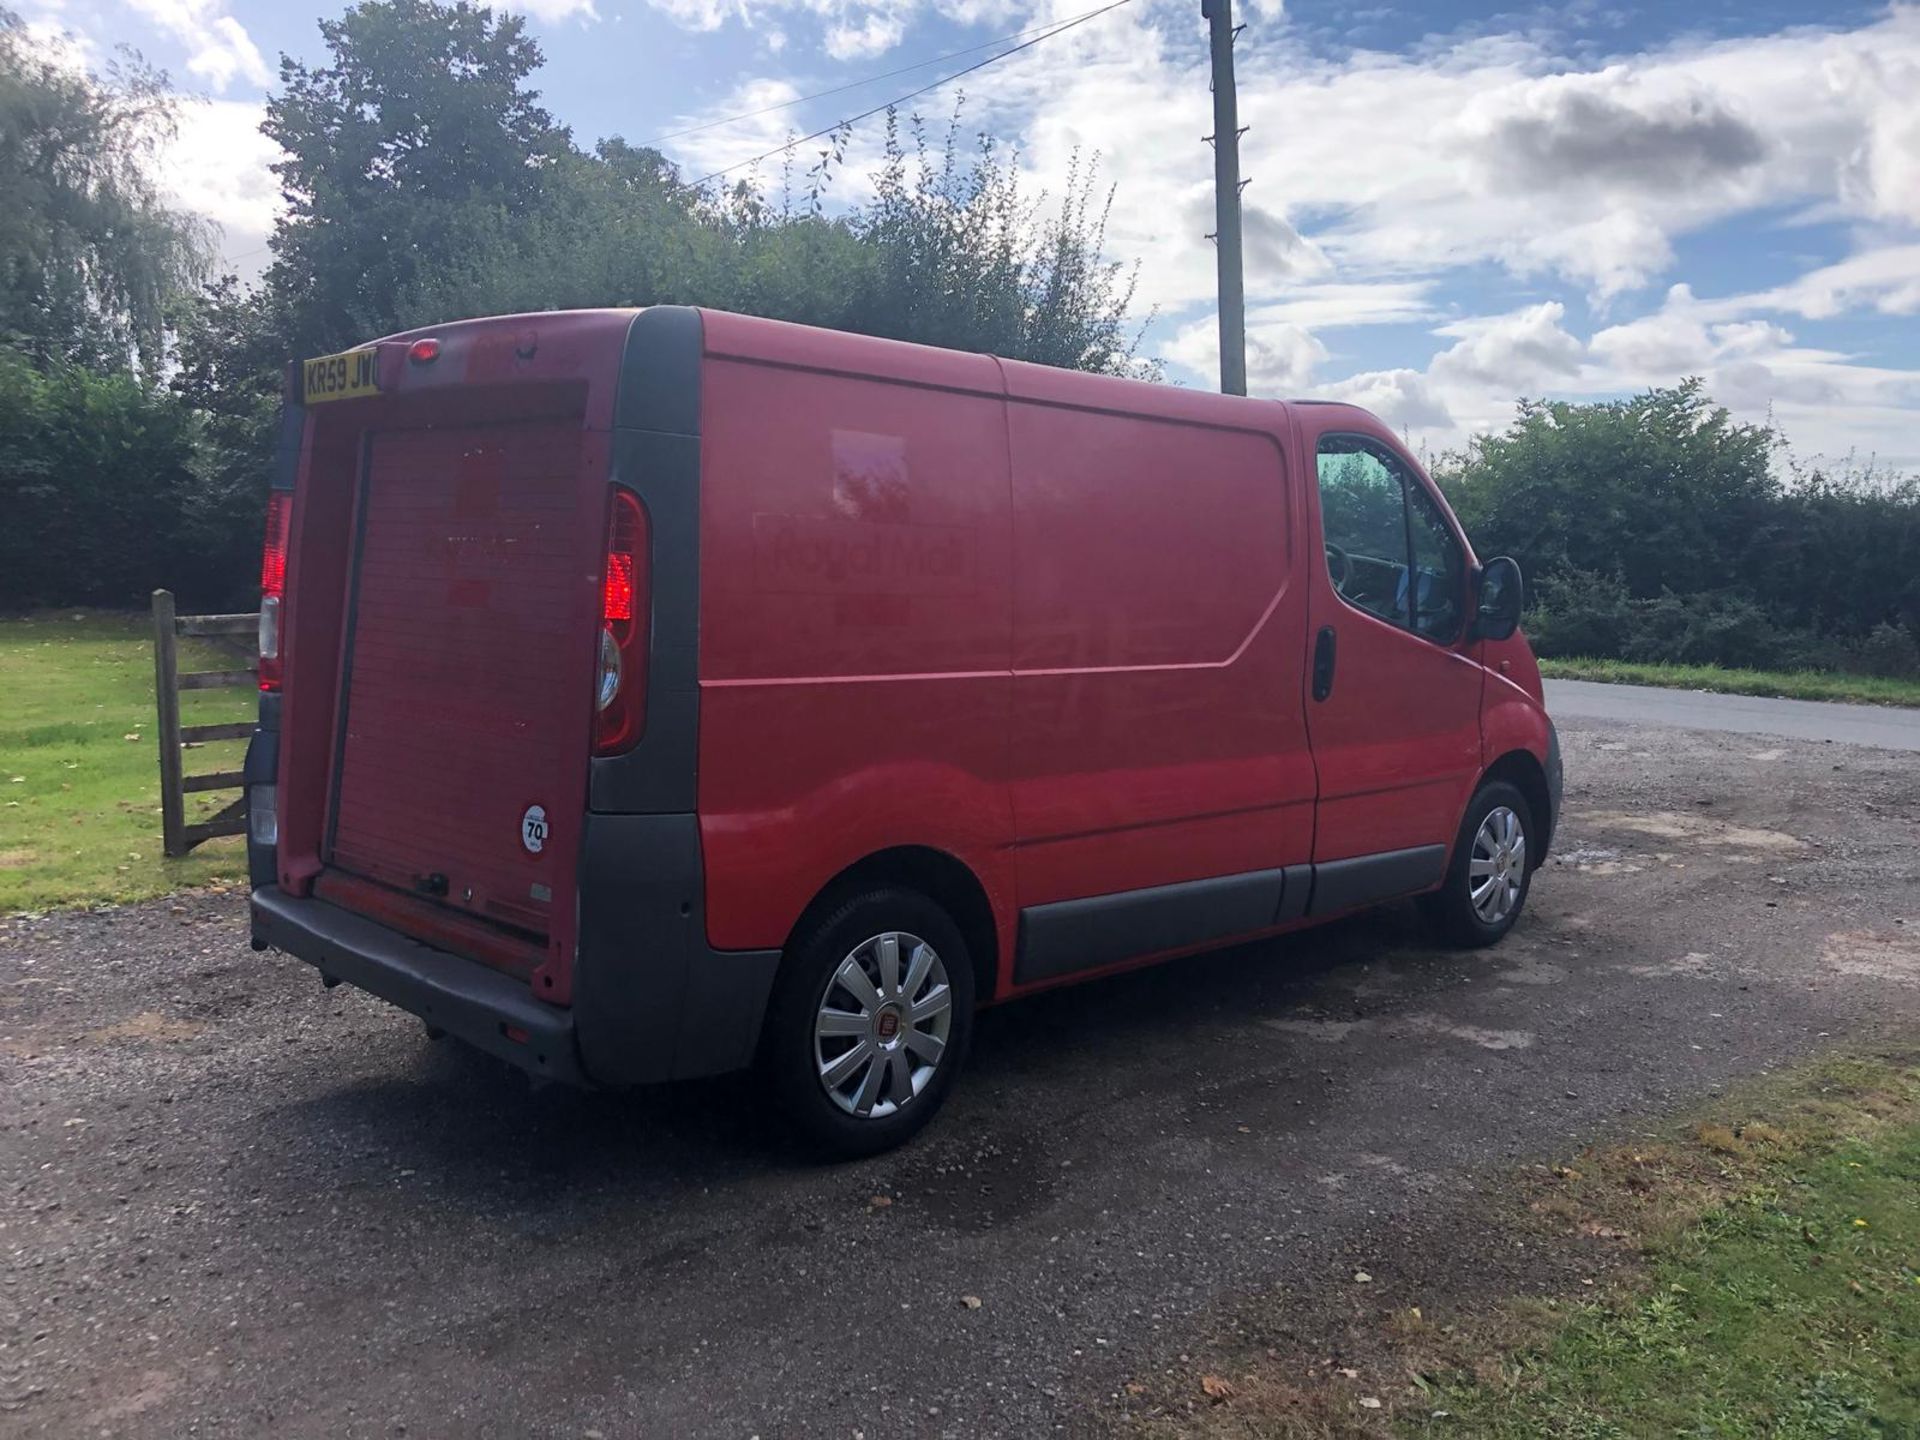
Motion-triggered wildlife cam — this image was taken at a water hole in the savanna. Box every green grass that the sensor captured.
[1,611,253,911]
[1414,1055,1920,1439]
[1540,656,1920,708]
[1125,1053,1920,1439]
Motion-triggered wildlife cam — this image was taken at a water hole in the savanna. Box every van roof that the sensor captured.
[369,306,1382,433]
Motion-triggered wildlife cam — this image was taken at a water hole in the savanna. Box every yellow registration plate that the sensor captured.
[302,347,380,404]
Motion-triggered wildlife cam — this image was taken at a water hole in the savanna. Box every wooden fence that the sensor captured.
[151,589,258,858]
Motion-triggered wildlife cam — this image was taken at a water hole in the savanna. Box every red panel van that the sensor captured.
[245,307,1560,1155]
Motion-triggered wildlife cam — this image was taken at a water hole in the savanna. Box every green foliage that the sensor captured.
[8,0,1918,650]
[1438,381,1920,678]
[0,348,214,609]
[1523,568,1635,661]
[0,13,234,612]
[164,277,289,610]
[1441,380,1780,598]
[395,107,1153,379]
[1537,657,1920,708]
[0,613,250,910]
[836,114,1150,374]
[104,1,1153,611]
[1426,1105,1920,1436]
[261,0,570,359]
[0,9,211,373]
[1853,621,1920,680]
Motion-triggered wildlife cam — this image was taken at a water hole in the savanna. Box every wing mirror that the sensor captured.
[1472,556,1524,642]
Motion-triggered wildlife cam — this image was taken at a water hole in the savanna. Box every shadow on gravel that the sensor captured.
[236,899,1476,1212]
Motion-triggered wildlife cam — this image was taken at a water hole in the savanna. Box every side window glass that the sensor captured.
[1315,440,1409,628]
[1406,482,1465,644]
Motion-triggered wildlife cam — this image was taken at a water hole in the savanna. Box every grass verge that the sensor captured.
[2,611,252,912]
[1127,1048,1920,1439]
[1539,656,1920,708]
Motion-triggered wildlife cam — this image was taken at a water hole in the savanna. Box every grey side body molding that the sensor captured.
[1012,845,1446,987]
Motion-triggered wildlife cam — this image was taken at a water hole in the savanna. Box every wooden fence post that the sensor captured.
[151,589,187,858]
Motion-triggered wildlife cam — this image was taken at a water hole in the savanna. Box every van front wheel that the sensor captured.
[1423,781,1535,948]
[760,887,975,1158]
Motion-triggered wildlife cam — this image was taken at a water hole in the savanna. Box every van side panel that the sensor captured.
[693,330,1017,961]
[1000,376,1316,941]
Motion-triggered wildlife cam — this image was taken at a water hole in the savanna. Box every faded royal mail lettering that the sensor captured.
[751,513,976,597]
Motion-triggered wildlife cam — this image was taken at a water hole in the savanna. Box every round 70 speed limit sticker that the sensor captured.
[521,804,549,855]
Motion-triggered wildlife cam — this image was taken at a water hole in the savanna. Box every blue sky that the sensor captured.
[27,0,1920,467]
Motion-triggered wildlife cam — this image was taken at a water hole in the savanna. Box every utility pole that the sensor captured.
[1202,0,1247,396]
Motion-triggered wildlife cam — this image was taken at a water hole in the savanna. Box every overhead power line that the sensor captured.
[221,1,1136,266]
[683,0,1136,190]
[645,1,1139,150]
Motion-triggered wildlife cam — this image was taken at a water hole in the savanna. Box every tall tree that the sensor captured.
[261,0,570,356]
[0,9,211,372]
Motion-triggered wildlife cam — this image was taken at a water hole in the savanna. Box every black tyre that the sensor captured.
[760,886,975,1158]
[1422,780,1535,948]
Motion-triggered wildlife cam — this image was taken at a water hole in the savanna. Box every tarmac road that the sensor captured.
[1545,676,1920,750]
[3,711,1918,1438]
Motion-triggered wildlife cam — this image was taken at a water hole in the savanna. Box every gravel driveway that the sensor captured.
[4,716,1918,1438]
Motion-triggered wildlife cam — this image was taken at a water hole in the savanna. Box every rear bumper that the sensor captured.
[250,811,783,1089]
[252,884,588,1085]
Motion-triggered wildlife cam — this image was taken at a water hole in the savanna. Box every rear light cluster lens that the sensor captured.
[249,783,278,847]
[258,490,292,693]
[593,489,650,755]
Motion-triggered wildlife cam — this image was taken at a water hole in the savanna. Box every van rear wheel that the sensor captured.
[760,887,975,1158]
[1422,780,1535,948]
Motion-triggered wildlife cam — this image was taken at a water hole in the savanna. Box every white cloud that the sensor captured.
[1457,67,1767,197]
[825,11,905,59]
[1709,246,1920,322]
[508,0,602,22]
[1587,286,1716,373]
[643,2,1920,464]
[1499,210,1676,301]
[1825,44,1920,228]
[1430,302,1585,389]
[1165,313,1328,392]
[18,15,97,74]
[1304,267,1920,469]
[157,98,285,274]
[642,0,735,31]
[1318,367,1454,431]
[638,0,1007,44]
[990,0,1920,307]
[1246,281,1437,329]
[123,0,272,92]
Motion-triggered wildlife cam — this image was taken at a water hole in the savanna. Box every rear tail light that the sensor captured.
[249,782,278,847]
[258,490,292,692]
[593,489,650,755]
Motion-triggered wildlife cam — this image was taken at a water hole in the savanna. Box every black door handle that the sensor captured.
[1312,626,1337,702]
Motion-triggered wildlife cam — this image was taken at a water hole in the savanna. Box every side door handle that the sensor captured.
[1312,625,1337,702]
